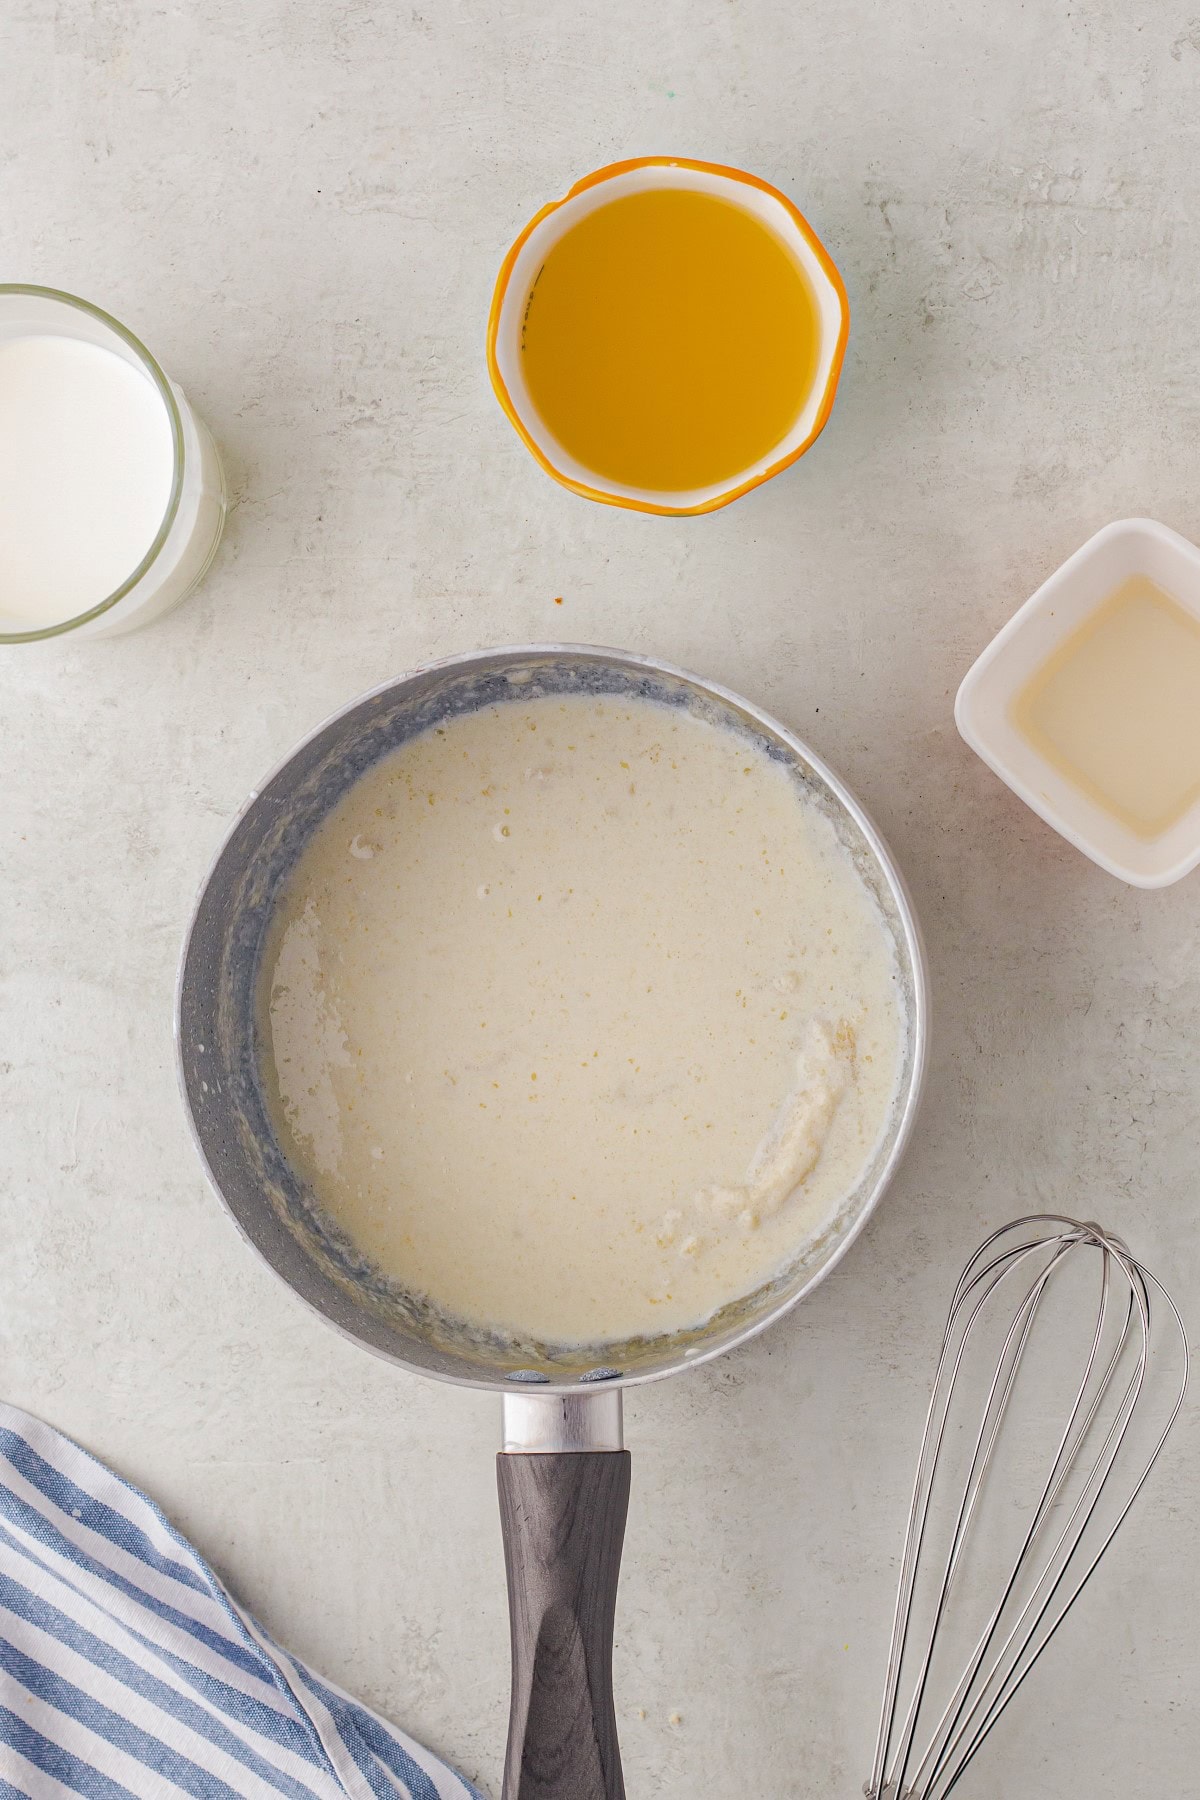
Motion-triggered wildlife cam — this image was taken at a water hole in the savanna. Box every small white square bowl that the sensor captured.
[955,518,1200,888]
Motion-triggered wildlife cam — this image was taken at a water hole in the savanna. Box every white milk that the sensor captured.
[0,334,175,626]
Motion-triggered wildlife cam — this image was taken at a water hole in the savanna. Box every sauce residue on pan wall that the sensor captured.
[257,693,904,1346]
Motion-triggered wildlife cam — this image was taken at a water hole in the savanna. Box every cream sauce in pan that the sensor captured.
[258,692,904,1345]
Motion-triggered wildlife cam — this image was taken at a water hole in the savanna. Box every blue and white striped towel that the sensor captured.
[0,1402,483,1800]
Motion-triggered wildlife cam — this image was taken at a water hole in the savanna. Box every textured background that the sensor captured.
[3,2,1198,1794]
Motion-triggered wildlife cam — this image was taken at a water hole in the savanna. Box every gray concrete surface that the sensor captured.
[3,2,1199,1795]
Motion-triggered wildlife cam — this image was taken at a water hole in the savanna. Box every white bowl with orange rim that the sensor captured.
[487,157,849,517]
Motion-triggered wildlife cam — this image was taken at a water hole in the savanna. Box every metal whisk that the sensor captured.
[867,1215,1188,1800]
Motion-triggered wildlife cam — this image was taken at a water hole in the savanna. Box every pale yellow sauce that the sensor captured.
[259,694,903,1346]
[1013,576,1200,839]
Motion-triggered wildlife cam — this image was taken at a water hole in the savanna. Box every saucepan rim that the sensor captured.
[175,643,929,1395]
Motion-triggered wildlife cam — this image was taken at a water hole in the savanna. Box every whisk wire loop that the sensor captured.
[866,1216,1187,1800]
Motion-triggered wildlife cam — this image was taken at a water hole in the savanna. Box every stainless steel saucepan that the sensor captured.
[176,644,928,1800]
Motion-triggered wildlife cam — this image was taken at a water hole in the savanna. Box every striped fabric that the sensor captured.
[0,1403,483,1800]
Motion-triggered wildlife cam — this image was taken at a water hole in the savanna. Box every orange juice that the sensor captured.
[519,188,821,494]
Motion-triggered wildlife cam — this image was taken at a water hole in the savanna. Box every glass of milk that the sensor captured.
[0,286,226,642]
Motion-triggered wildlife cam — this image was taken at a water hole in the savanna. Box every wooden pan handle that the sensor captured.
[497,1449,632,1800]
